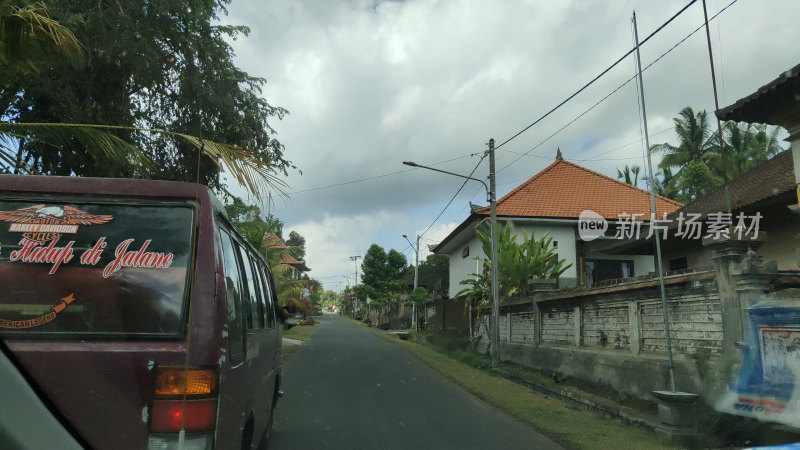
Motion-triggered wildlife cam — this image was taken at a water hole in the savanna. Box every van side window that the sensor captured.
[266,271,280,327]
[218,230,245,359]
[244,252,266,329]
[252,260,273,329]
[232,242,260,330]
[256,262,276,328]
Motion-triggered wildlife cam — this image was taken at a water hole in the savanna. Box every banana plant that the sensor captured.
[457,223,572,304]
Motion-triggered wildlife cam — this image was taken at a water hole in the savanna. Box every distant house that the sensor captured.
[431,153,682,297]
[266,233,307,280]
[601,63,800,272]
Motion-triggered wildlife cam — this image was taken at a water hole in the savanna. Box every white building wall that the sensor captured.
[447,234,482,299]
[446,221,580,298]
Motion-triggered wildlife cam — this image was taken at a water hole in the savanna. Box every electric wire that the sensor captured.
[287,153,474,195]
[418,152,488,241]
[497,0,738,174]
[492,0,698,154]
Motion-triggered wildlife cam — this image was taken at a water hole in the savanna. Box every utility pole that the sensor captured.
[702,0,731,214]
[350,255,361,317]
[403,234,421,332]
[414,236,420,290]
[488,138,501,370]
[401,143,500,369]
[633,11,676,393]
[350,255,361,285]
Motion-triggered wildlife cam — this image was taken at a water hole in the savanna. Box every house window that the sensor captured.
[462,246,469,258]
[669,257,688,271]
[584,259,634,286]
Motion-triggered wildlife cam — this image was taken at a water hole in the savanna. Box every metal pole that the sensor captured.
[403,234,420,332]
[702,0,731,214]
[350,255,361,317]
[489,138,501,370]
[414,235,420,290]
[633,11,676,392]
[414,235,419,332]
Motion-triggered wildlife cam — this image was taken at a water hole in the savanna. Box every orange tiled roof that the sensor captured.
[476,159,683,219]
[267,234,287,249]
[280,254,303,266]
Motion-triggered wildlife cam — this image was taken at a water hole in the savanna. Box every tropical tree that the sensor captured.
[652,167,678,199]
[456,223,571,310]
[408,286,430,304]
[651,107,722,203]
[224,198,308,307]
[1,0,291,201]
[616,164,641,186]
[718,122,784,178]
[652,107,786,204]
[285,230,310,272]
[361,244,408,301]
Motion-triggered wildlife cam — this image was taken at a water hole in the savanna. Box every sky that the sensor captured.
[221,0,800,292]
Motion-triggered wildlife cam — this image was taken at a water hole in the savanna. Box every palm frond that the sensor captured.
[175,132,288,200]
[0,122,152,174]
[0,122,288,201]
[0,1,85,72]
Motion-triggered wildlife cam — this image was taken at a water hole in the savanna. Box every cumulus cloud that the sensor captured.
[221,0,800,290]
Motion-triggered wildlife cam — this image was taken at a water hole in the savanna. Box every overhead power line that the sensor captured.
[497,0,738,173]
[287,153,474,195]
[492,0,698,154]
[418,152,488,240]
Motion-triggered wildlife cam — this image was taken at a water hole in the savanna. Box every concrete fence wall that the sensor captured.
[363,302,412,329]
[478,270,722,358]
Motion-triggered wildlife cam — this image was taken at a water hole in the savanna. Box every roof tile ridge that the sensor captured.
[561,159,684,208]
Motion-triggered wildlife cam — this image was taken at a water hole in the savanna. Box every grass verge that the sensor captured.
[382,335,674,450]
[283,324,317,341]
[282,324,319,362]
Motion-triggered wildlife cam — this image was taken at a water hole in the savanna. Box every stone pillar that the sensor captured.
[506,312,512,342]
[573,306,582,346]
[530,279,559,347]
[629,301,641,355]
[532,301,542,346]
[704,234,766,353]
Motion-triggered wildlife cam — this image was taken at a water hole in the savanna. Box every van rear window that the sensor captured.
[0,198,195,338]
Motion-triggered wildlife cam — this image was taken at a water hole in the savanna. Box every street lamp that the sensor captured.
[402,138,501,369]
[402,233,420,332]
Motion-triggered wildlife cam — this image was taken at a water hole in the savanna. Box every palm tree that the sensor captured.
[652,167,678,200]
[719,122,784,178]
[616,164,641,186]
[651,107,722,202]
[652,107,720,169]
[0,1,286,200]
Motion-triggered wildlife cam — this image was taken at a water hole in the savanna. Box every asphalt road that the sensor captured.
[270,313,562,450]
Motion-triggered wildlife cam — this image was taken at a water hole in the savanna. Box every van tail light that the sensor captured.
[155,367,216,396]
[150,366,218,436]
[151,399,217,433]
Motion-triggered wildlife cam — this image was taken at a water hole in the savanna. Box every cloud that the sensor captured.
[220,0,800,288]
[287,210,409,290]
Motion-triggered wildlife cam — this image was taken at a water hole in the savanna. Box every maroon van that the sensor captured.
[0,175,282,449]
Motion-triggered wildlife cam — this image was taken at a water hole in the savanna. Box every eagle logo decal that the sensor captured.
[0,205,113,242]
